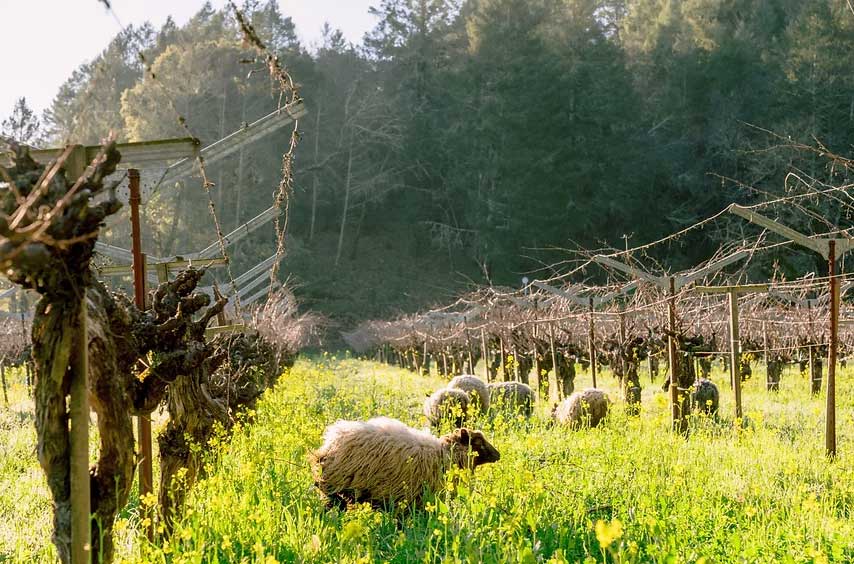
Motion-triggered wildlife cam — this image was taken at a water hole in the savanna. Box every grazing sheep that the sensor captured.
[424,388,471,428]
[310,417,500,508]
[691,378,719,415]
[447,375,490,412]
[552,388,610,428]
[487,382,535,417]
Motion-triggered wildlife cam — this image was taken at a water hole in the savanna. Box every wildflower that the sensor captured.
[594,518,623,549]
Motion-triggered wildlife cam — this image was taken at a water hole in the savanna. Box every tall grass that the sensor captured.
[2,356,854,562]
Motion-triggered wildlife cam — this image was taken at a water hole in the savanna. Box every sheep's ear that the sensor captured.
[457,428,471,445]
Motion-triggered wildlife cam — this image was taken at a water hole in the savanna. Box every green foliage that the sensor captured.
[36,0,854,320]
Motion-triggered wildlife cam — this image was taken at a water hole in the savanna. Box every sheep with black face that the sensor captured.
[311,417,500,508]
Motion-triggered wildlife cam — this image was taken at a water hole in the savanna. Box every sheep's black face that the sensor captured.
[453,428,500,468]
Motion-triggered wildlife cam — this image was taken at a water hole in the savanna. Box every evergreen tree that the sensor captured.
[1,97,44,146]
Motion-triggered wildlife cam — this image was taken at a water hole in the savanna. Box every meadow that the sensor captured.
[2,356,854,563]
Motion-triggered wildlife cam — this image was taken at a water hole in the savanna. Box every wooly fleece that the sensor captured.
[447,375,490,412]
[553,388,610,428]
[488,382,535,417]
[692,378,719,415]
[311,417,500,507]
[424,387,470,427]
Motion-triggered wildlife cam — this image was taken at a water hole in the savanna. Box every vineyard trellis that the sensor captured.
[344,253,854,454]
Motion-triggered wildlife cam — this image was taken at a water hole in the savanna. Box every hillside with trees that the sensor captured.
[13,0,854,323]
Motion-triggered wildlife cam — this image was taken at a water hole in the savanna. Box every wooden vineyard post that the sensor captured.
[762,321,770,390]
[549,323,559,402]
[827,240,839,457]
[762,321,769,366]
[499,337,507,382]
[465,327,475,374]
[667,276,681,433]
[728,291,743,419]
[480,329,490,382]
[588,297,597,388]
[66,145,91,564]
[618,311,626,381]
[531,322,541,400]
[129,169,155,540]
[695,284,769,420]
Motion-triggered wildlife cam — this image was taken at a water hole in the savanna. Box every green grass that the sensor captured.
[2,356,854,563]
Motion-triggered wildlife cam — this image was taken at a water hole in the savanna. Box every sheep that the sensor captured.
[310,416,500,508]
[424,388,471,428]
[691,378,719,416]
[552,388,610,428]
[487,381,535,417]
[447,374,490,412]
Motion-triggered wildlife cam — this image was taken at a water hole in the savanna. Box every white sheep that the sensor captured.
[310,416,500,507]
[552,388,610,428]
[447,374,490,412]
[487,381,535,417]
[424,387,471,428]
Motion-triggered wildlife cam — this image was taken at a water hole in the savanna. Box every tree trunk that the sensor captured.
[310,103,321,242]
[335,148,353,267]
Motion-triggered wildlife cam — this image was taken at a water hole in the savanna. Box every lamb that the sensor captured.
[424,388,471,428]
[487,381,535,417]
[691,378,719,415]
[447,374,490,412]
[310,416,500,508]
[552,388,610,428]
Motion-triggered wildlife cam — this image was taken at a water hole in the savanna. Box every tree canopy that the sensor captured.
[26,0,854,321]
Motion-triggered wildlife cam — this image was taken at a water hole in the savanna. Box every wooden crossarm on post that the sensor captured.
[1,137,199,170]
[96,257,227,277]
[156,102,306,186]
[189,206,277,260]
[592,254,667,287]
[531,280,589,306]
[729,204,827,256]
[677,250,751,287]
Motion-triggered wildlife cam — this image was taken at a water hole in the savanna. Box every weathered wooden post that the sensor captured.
[696,284,768,420]
[66,145,92,564]
[827,240,839,456]
[128,169,154,540]
[498,336,507,381]
[549,323,559,402]
[587,297,597,389]
[666,276,682,432]
[480,329,490,381]
[465,327,475,374]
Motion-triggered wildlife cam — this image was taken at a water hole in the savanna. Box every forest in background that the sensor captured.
[3,0,854,323]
